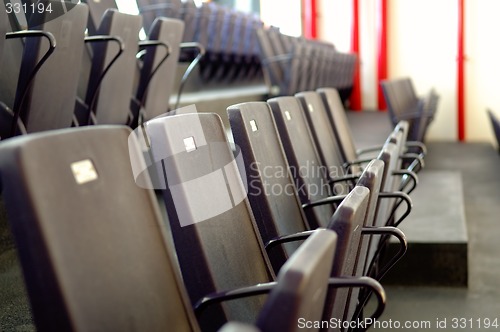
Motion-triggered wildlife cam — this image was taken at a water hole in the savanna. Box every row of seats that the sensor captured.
[381,77,439,143]
[0,0,208,139]
[86,0,264,83]
[256,26,357,101]
[0,86,426,331]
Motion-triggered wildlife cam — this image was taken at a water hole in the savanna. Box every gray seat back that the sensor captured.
[145,112,274,331]
[0,126,198,332]
[257,229,338,332]
[317,87,358,164]
[228,101,310,271]
[140,17,184,122]
[324,187,369,324]
[295,91,353,185]
[86,9,142,125]
[267,96,334,229]
[14,2,88,134]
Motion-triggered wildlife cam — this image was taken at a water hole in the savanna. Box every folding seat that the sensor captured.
[267,96,409,271]
[228,102,407,319]
[1,1,88,138]
[0,0,24,130]
[143,112,386,331]
[227,12,247,81]
[298,42,315,92]
[413,88,439,142]
[256,27,303,96]
[381,77,412,121]
[0,126,198,331]
[246,17,264,79]
[134,1,204,111]
[381,77,438,142]
[1,4,55,138]
[215,10,237,79]
[197,3,225,81]
[225,228,339,332]
[133,17,184,126]
[295,91,354,176]
[309,89,424,181]
[487,109,500,152]
[75,9,142,127]
[297,91,416,222]
[0,125,344,332]
[267,96,336,228]
[255,27,284,94]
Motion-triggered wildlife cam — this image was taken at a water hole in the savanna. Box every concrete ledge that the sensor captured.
[384,171,469,287]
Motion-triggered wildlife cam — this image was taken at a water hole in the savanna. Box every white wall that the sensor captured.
[389,0,458,141]
[465,0,500,144]
[259,0,302,36]
[317,0,352,53]
[359,0,377,110]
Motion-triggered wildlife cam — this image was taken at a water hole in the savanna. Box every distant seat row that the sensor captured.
[0,86,428,331]
[0,0,208,139]
[0,0,361,141]
[256,26,357,101]
[381,77,439,143]
[85,0,264,83]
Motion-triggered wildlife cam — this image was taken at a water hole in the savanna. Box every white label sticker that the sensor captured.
[71,160,98,185]
[250,120,258,132]
[183,136,197,152]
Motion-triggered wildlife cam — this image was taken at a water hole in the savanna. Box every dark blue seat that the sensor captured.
[487,109,500,153]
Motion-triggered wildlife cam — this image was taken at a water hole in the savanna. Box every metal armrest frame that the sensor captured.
[265,230,315,252]
[174,42,206,110]
[378,191,413,227]
[195,277,386,332]
[301,194,346,210]
[84,35,124,125]
[393,169,418,195]
[135,40,171,126]
[7,30,56,136]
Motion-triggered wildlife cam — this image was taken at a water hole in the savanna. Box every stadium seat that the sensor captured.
[0,126,199,331]
[267,96,336,228]
[381,77,438,142]
[0,125,353,332]
[3,1,87,138]
[78,9,142,126]
[144,112,386,331]
[228,100,407,282]
[266,97,408,276]
[133,17,184,125]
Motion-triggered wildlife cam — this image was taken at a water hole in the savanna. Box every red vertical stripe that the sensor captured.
[457,0,466,141]
[303,0,318,39]
[377,0,388,111]
[350,0,362,111]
